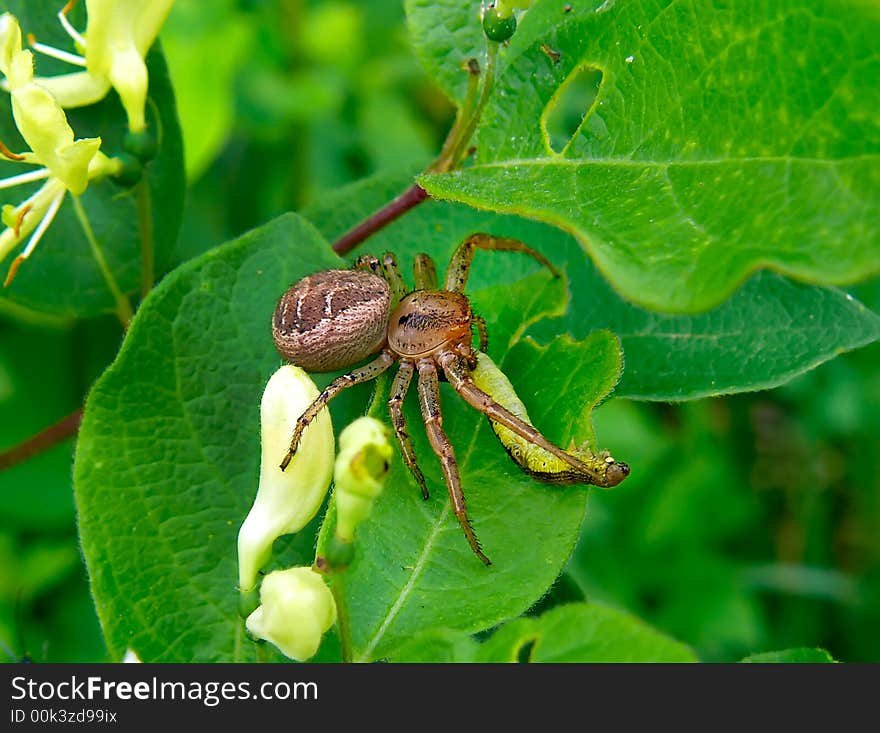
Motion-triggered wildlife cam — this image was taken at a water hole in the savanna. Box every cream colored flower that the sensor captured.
[0,13,119,284]
[245,566,336,662]
[26,0,175,132]
[237,365,335,592]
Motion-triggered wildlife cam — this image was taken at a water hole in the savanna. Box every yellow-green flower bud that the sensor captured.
[333,417,392,543]
[245,566,336,662]
[495,0,533,18]
[237,366,334,592]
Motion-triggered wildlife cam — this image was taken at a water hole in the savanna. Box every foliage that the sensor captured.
[1,0,877,664]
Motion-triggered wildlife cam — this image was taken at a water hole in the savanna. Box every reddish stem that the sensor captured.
[331,183,428,256]
[0,408,83,471]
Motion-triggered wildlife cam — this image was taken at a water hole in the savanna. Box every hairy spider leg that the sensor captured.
[381,253,407,306]
[280,350,396,470]
[439,352,622,487]
[354,254,382,275]
[413,253,438,290]
[473,314,489,352]
[387,361,430,500]
[417,360,491,565]
[445,233,561,293]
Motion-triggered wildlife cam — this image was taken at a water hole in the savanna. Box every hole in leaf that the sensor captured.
[543,65,604,154]
[517,639,537,663]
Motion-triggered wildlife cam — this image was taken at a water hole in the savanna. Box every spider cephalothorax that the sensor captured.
[272,233,629,565]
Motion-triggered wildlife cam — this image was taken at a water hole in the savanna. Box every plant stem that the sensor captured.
[429,58,482,173]
[254,641,269,663]
[0,407,83,471]
[445,42,498,170]
[329,571,353,663]
[72,196,133,328]
[331,184,428,256]
[135,179,154,298]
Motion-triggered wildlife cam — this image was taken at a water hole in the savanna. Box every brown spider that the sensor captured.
[272,233,629,565]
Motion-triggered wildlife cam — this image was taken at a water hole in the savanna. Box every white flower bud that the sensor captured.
[237,366,334,592]
[245,566,336,662]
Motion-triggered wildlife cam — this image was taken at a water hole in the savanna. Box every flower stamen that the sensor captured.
[27,33,86,68]
[58,1,87,49]
[4,188,64,286]
[0,141,25,161]
[0,168,51,189]
[13,204,31,237]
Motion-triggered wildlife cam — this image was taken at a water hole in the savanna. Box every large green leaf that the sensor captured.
[304,171,880,400]
[0,0,184,317]
[74,212,622,661]
[416,0,880,313]
[481,603,697,662]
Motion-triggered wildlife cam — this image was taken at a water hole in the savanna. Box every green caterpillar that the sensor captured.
[472,352,628,487]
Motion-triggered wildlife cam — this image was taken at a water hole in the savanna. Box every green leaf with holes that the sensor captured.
[305,171,880,400]
[476,603,698,662]
[0,0,184,317]
[390,602,698,662]
[414,0,880,313]
[73,211,622,661]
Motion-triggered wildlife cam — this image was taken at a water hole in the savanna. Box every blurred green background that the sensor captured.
[1,0,878,662]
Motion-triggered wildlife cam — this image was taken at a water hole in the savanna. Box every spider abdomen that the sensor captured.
[272,269,390,372]
[387,290,471,358]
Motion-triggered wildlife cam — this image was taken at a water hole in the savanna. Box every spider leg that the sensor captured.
[417,360,491,565]
[414,253,438,290]
[381,253,408,306]
[439,352,627,487]
[387,361,430,499]
[356,253,407,306]
[354,254,382,275]
[445,233,560,293]
[473,314,489,352]
[280,350,395,470]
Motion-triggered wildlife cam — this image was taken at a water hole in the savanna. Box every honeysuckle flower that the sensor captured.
[0,13,120,284]
[26,0,175,133]
[245,566,336,662]
[237,365,335,593]
[333,417,392,544]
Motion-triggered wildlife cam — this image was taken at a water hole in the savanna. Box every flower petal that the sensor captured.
[54,138,102,195]
[32,70,112,109]
[0,12,22,78]
[11,78,101,194]
[107,43,147,132]
[132,0,176,56]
